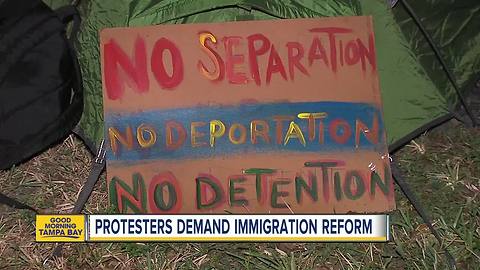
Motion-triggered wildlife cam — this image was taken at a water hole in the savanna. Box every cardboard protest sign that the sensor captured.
[100,16,395,214]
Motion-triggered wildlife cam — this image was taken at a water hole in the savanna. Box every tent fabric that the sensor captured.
[360,1,450,151]
[392,0,480,109]
[46,0,478,152]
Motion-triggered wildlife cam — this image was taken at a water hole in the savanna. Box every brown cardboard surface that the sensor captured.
[100,16,395,214]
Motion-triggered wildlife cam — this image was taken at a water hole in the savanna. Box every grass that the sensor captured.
[0,121,479,269]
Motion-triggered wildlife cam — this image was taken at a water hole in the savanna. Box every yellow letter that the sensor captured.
[191,121,207,147]
[136,124,157,148]
[198,32,224,81]
[284,121,306,146]
[297,112,327,141]
[228,123,247,144]
[108,126,133,155]
[210,120,226,147]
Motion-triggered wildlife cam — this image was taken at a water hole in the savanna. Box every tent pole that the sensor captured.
[400,0,478,127]
[391,159,457,269]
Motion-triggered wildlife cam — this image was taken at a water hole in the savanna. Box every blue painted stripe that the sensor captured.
[105,101,385,161]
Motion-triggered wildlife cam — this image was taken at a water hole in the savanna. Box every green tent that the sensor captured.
[45,0,479,153]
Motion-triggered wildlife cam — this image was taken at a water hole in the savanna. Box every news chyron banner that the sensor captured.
[36,215,389,242]
[36,215,86,242]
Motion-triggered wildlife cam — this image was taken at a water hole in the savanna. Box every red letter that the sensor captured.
[308,37,329,68]
[309,27,352,72]
[265,45,287,84]
[251,120,271,144]
[355,114,379,147]
[329,119,352,144]
[345,40,360,66]
[103,37,148,100]
[151,38,184,89]
[286,42,309,80]
[247,34,271,86]
[224,36,248,84]
[357,34,377,71]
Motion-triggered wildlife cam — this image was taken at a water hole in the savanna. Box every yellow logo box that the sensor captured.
[36,215,86,242]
